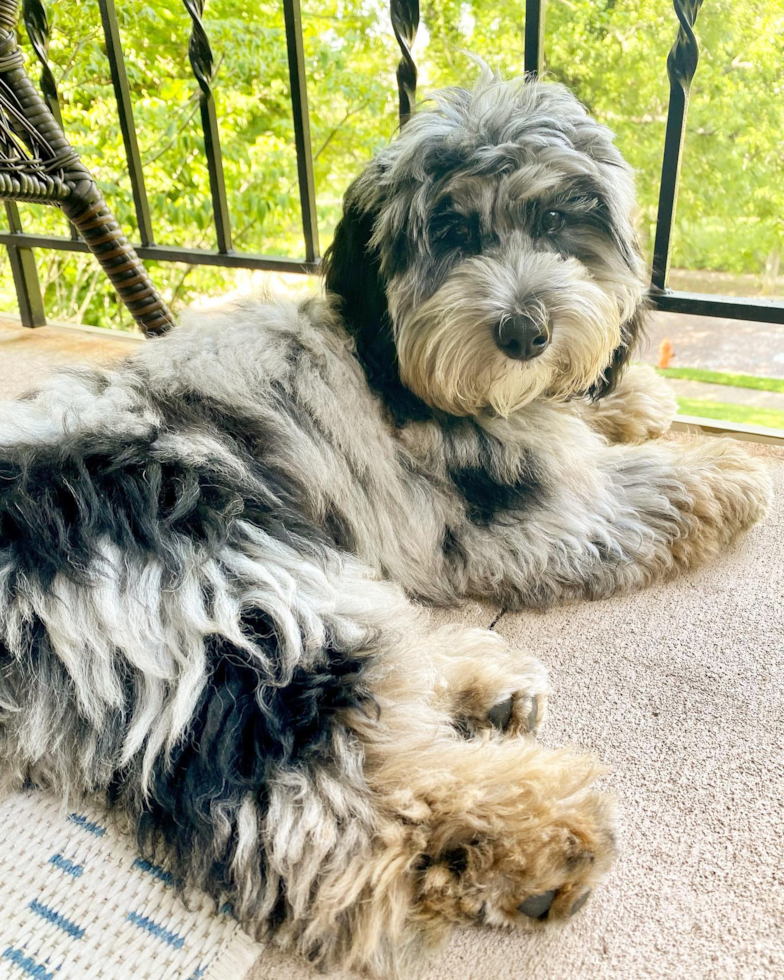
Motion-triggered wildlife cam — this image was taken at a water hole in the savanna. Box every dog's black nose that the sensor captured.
[493,315,550,361]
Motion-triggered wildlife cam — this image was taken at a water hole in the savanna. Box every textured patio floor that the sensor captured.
[0,315,142,399]
[251,441,784,980]
[1,315,781,980]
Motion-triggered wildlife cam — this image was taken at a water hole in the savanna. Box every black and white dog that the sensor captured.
[0,72,771,975]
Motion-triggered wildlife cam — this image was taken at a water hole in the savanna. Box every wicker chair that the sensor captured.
[0,0,174,335]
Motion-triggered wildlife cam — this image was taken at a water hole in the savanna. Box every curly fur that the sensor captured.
[0,70,772,976]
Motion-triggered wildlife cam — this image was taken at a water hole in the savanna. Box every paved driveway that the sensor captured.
[641,311,784,379]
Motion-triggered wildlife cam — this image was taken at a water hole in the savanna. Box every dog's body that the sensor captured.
[0,74,771,975]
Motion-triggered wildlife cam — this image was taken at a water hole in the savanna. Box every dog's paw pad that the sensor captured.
[489,691,543,735]
[518,885,593,922]
[487,696,514,731]
[518,889,557,919]
[457,691,544,739]
[569,890,591,917]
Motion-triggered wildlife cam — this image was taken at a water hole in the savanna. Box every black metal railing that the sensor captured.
[2,0,783,328]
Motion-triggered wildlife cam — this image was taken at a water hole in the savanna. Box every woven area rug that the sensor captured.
[0,791,262,980]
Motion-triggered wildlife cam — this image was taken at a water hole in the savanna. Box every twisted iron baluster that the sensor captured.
[667,0,703,89]
[23,0,79,237]
[21,0,58,122]
[183,0,213,98]
[390,0,419,125]
[182,0,231,251]
[651,0,704,291]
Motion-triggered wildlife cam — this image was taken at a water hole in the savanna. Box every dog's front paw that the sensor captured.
[653,438,774,574]
[428,628,550,738]
[709,441,773,531]
[415,744,617,929]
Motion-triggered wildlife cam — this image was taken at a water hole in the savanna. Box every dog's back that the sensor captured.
[0,301,387,896]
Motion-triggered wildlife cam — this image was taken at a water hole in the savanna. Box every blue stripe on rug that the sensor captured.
[132,856,176,887]
[28,899,86,940]
[67,813,106,836]
[127,911,186,949]
[48,853,84,878]
[2,945,57,979]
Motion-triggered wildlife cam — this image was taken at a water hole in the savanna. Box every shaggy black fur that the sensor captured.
[127,613,375,911]
[322,196,434,426]
[588,304,647,400]
[0,404,327,591]
[447,461,542,525]
[443,423,544,525]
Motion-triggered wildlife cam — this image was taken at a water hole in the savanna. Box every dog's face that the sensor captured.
[325,73,646,418]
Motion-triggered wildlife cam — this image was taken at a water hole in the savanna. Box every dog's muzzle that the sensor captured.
[493,314,550,362]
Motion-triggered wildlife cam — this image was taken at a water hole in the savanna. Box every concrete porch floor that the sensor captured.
[1,316,782,980]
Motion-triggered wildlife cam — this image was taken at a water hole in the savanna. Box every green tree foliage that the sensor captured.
[0,0,781,329]
[419,0,783,279]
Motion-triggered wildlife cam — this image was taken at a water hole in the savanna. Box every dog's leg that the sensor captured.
[420,625,550,738]
[443,430,772,607]
[332,620,615,976]
[0,521,600,976]
[573,364,678,444]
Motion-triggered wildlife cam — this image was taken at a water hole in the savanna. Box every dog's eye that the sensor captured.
[449,222,474,244]
[540,210,565,234]
[431,214,479,253]
[450,224,479,253]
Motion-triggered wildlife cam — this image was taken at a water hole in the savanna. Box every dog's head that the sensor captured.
[324,71,647,419]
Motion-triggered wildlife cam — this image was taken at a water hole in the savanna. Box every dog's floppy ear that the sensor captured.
[324,166,432,423]
[323,171,409,401]
[323,178,389,347]
[588,303,647,401]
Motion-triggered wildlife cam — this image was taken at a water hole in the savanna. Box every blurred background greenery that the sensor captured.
[0,0,781,332]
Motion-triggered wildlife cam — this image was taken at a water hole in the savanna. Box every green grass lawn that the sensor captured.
[647,364,784,429]
[659,366,784,393]
[676,398,784,429]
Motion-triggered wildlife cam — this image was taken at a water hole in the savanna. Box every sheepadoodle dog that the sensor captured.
[0,72,772,975]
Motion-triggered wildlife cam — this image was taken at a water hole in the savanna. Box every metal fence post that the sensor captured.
[650,0,704,292]
[183,0,233,254]
[283,0,320,264]
[524,0,545,77]
[4,202,45,326]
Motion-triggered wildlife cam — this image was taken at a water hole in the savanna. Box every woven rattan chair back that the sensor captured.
[0,0,174,336]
